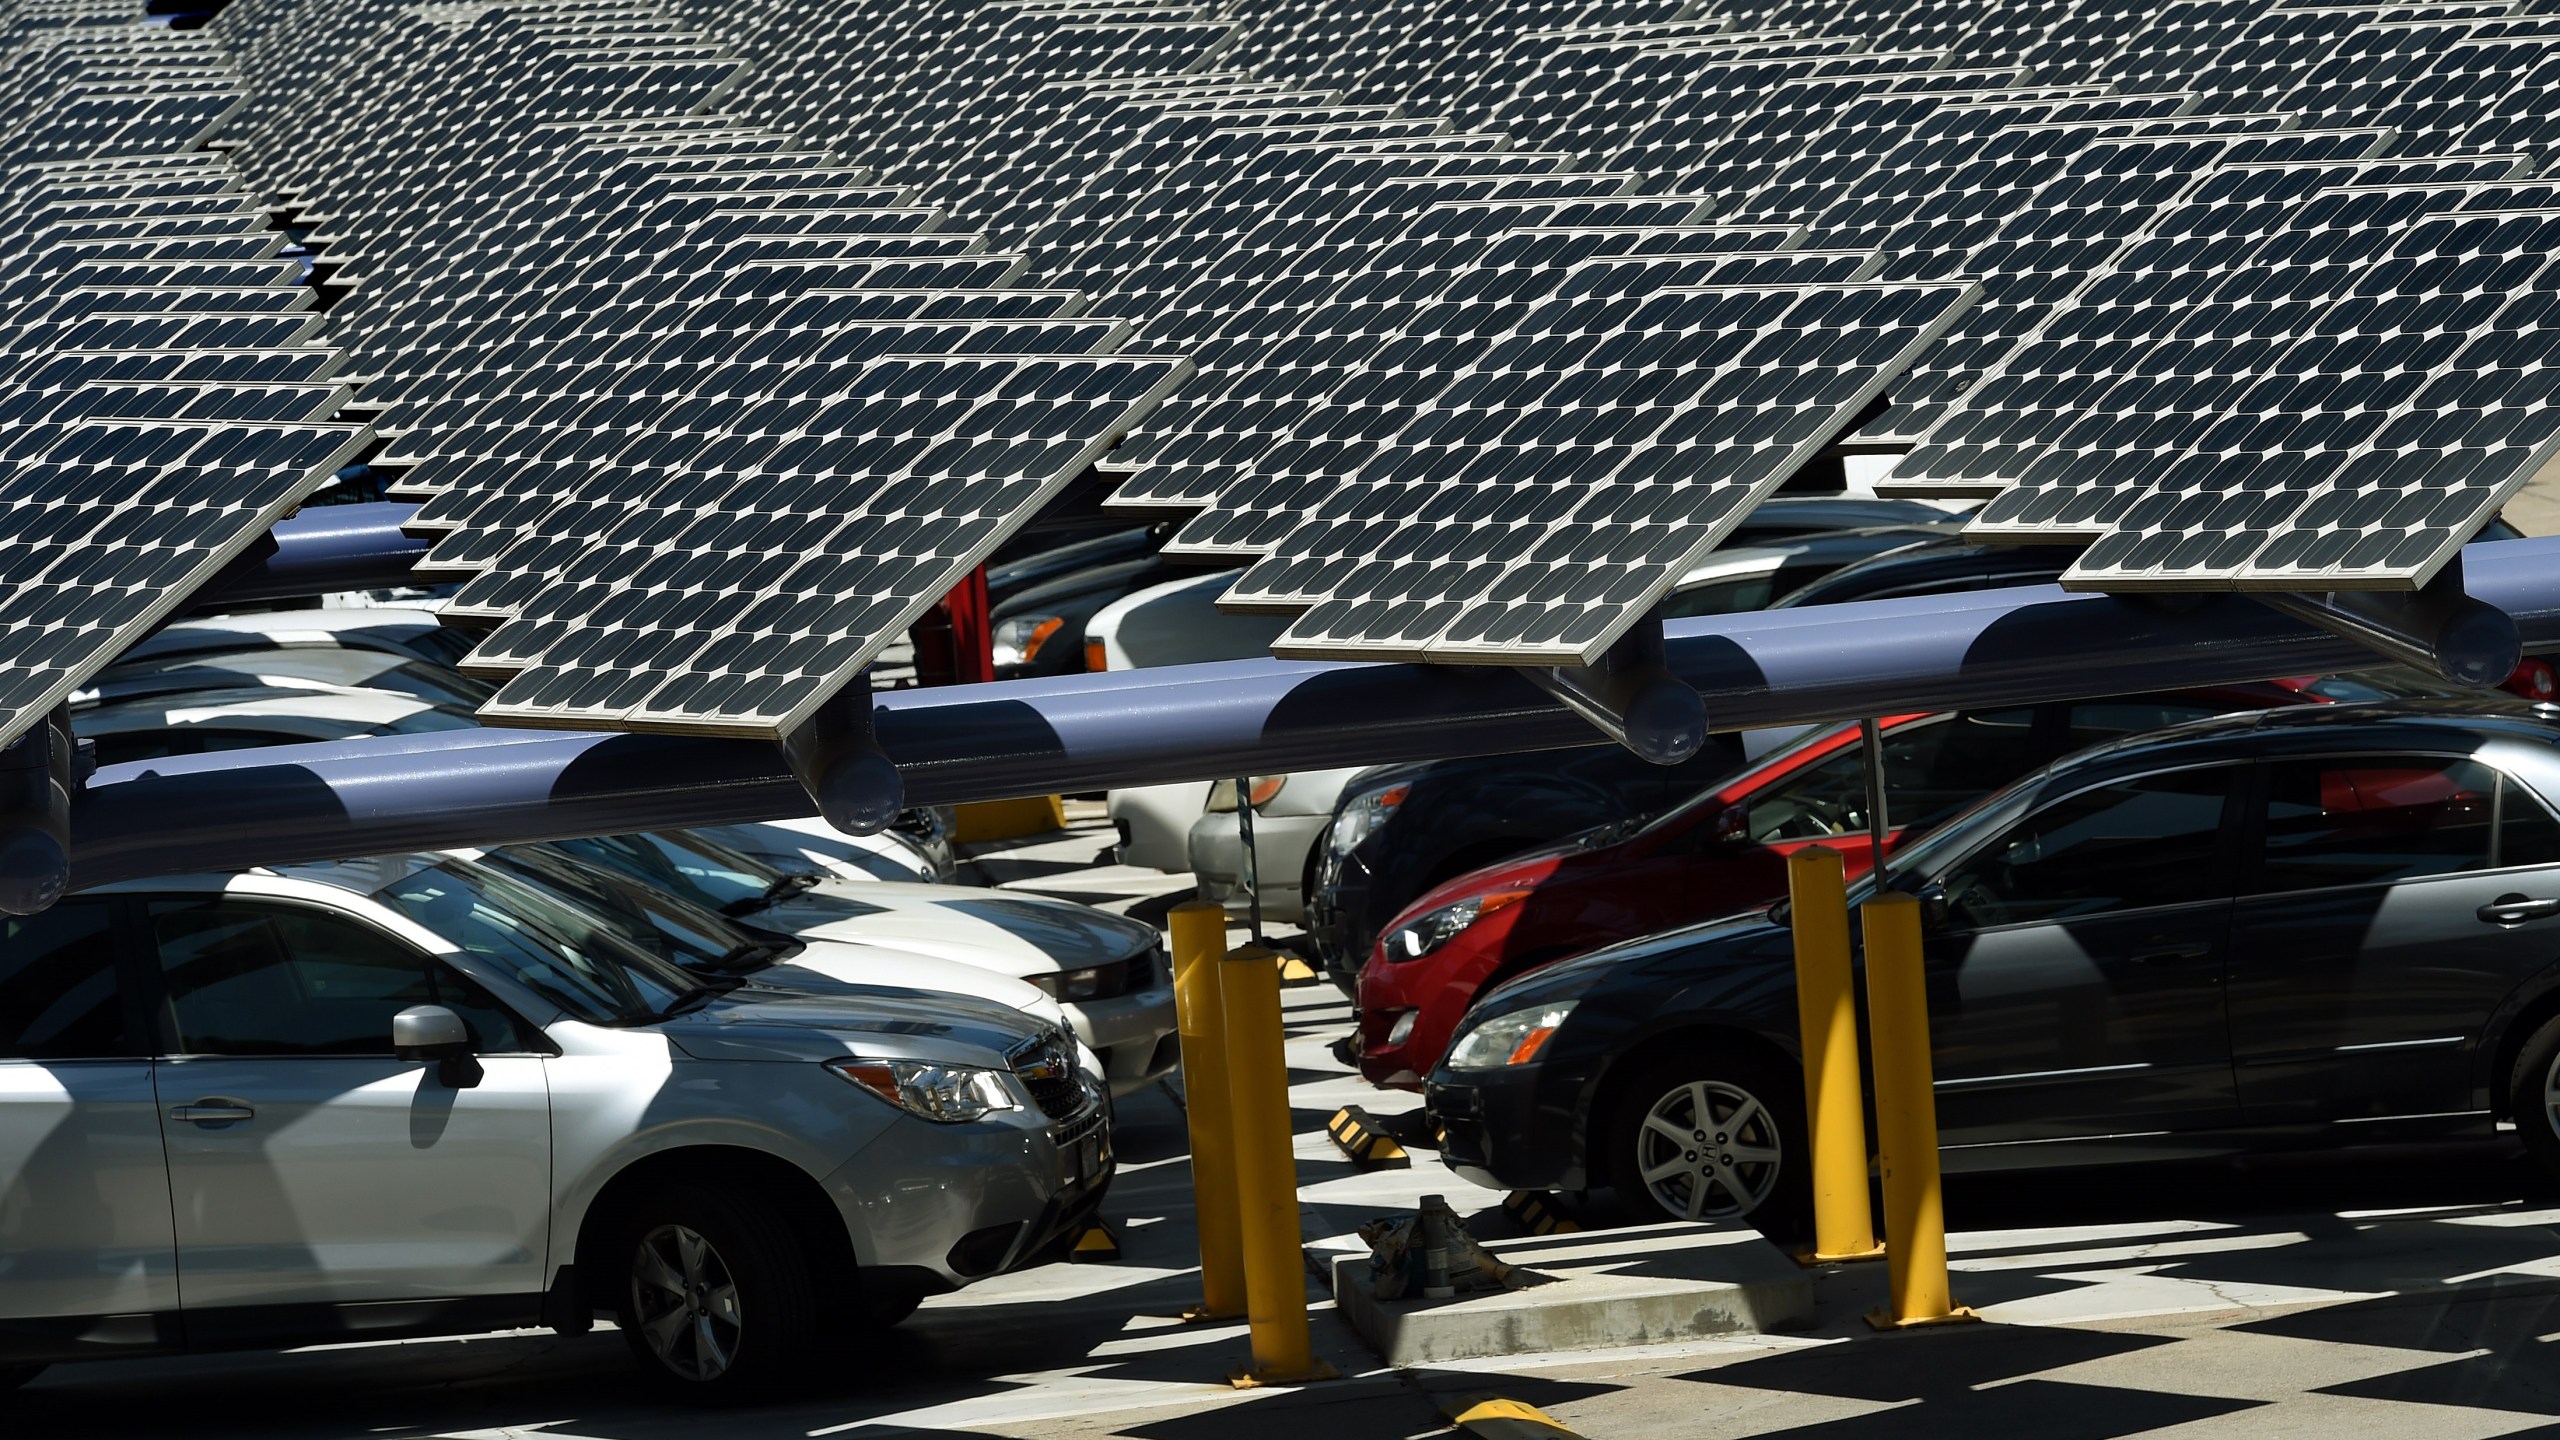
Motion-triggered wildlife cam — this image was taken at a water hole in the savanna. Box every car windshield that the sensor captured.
[696,822,921,882]
[480,845,792,973]
[543,829,817,916]
[372,859,716,1025]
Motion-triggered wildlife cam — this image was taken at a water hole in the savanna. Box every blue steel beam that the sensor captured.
[65,535,2560,889]
[186,502,432,608]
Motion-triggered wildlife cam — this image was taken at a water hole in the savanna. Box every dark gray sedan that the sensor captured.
[1425,700,2560,1233]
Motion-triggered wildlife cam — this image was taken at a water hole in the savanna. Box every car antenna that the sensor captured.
[1861,718,1892,889]
[1235,774,1266,947]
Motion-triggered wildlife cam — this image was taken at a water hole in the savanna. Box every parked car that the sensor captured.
[699,815,955,885]
[0,855,1108,1399]
[116,606,475,669]
[74,687,482,767]
[986,525,1161,610]
[473,843,1099,1075]
[539,829,1181,1096]
[989,552,1192,680]
[1187,769,1369,923]
[1353,682,2346,1089]
[76,645,497,710]
[1307,742,1749,991]
[1425,700,2560,1235]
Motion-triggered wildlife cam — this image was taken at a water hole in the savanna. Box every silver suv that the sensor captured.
[0,857,1112,1400]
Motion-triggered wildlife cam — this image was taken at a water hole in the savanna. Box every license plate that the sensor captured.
[1065,1130,1108,1187]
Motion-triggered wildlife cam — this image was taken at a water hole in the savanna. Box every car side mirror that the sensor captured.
[1711,802,1749,847]
[1914,883,1950,931]
[393,1005,482,1089]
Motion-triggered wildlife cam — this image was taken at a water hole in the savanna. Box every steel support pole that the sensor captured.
[1169,900,1246,1321]
[1859,892,1975,1329]
[1786,848,1881,1264]
[1218,943,1333,1385]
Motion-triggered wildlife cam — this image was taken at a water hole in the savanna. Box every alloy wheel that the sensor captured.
[629,1222,743,1382]
[2543,1049,2560,1142]
[1635,1078,1784,1221]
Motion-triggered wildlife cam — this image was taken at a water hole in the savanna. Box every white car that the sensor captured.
[77,644,495,711]
[77,686,481,767]
[473,844,1105,1081]
[114,606,474,669]
[0,857,1110,1400]
[699,816,950,884]
[1185,768,1369,923]
[535,830,1181,1097]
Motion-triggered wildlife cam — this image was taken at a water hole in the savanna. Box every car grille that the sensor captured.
[1008,1030,1085,1120]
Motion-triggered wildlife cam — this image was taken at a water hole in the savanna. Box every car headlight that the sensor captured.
[992,615,1066,668]
[1329,782,1409,856]
[826,1058,1019,1123]
[1381,888,1531,962]
[1446,1000,1576,1071]
[1027,959,1129,1002]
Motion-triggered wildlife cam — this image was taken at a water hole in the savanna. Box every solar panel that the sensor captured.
[0,0,2550,771]
[2063,206,2560,590]
[1229,282,1978,663]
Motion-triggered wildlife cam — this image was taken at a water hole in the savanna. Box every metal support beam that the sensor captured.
[64,536,2560,891]
[1523,612,1707,765]
[184,501,428,609]
[2252,558,2522,689]
[777,676,903,834]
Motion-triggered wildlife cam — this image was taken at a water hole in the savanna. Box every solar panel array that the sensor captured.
[0,0,2555,750]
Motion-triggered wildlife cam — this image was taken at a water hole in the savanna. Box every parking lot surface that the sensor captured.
[18,816,2560,1440]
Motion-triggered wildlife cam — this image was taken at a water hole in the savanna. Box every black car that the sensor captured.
[1425,701,2560,1234]
[989,551,1194,679]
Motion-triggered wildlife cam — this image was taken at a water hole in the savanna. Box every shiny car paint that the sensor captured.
[1424,703,2560,1202]
[1358,684,2334,1089]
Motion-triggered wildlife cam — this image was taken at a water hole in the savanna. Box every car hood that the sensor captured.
[1397,848,1572,926]
[1467,904,1794,1022]
[756,882,1158,976]
[759,939,1068,1025]
[656,981,1052,1066]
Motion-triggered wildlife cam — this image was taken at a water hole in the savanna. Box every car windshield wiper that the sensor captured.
[721,871,822,916]
[708,939,791,974]
[657,977,740,1017]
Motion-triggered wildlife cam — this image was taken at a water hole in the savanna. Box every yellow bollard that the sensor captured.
[1219,942,1336,1386]
[1169,900,1247,1320]
[1859,892,1978,1330]
[1786,847,1883,1264]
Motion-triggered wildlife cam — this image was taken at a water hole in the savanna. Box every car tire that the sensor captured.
[1603,1051,1811,1239]
[863,1293,923,1330]
[0,1364,42,1393]
[2509,1013,2560,1180]
[611,1182,821,1401]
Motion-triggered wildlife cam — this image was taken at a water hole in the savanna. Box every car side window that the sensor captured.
[2063,701,2223,753]
[2256,757,2497,894]
[149,899,538,1056]
[0,900,132,1059]
[1939,766,2235,928]
[2503,776,2560,867]
[1739,709,2036,844]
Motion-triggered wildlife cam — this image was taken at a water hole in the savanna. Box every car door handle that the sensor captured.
[2128,941,2212,964]
[2479,895,2560,926]
[169,1101,254,1125]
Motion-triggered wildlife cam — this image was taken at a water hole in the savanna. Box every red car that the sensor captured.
[1352,682,2362,1090]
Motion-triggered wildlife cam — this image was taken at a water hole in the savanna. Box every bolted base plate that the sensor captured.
[1865,1303,1983,1332]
